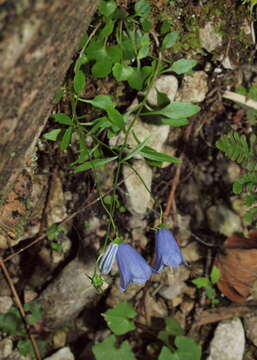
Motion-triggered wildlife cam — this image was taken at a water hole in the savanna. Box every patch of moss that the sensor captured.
[150,0,252,63]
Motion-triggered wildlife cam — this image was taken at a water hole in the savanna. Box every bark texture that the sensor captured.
[0,0,98,196]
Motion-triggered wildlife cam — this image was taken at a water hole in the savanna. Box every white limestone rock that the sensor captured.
[44,347,74,360]
[176,71,208,103]
[123,160,153,215]
[207,318,245,360]
[147,75,178,106]
[199,22,223,53]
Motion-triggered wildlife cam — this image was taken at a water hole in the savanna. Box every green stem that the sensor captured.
[106,53,163,238]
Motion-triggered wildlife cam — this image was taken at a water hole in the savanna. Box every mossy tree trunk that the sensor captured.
[0,0,98,196]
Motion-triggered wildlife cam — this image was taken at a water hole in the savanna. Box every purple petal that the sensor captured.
[99,243,118,274]
[154,229,186,272]
[116,244,153,292]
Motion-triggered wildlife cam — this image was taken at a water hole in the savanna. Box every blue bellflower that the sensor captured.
[116,243,153,292]
[99,243,119,274]
[154,229,186,273]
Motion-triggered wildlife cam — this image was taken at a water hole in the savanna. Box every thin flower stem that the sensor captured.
[71,96,117,237]
[106,54,163,240]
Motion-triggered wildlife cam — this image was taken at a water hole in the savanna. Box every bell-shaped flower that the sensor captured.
[116,243,153,292]
[154,229,186,273]
[99,243,119,274]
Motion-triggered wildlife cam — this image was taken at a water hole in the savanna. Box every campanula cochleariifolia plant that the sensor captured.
[154,229,186,273]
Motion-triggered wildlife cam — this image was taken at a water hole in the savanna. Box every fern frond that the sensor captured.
[244,194,257,206]
[216,132,257,170]
[233,172,257,194]
[244,206,257,223]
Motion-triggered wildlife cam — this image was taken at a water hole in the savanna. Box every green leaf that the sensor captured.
[0,308,26,336]
[84,95,115,110]
[43,129,62,141]
[127,68,145,90]
[192,277,210,288]
[175,336,202,360]
[137,33,150,59]
[250,0,257,13]
[127,66,152,90]
[103,195,113,205]
[106,106,124,129]
[246,108,257,125]
[120,38,135,60]
[216,132,257,170]
[74,54,88,73]
[18,340,46,359]
[159,318,183,344]
[160,20,170,35]
[51,242,63,252]
[141,18,152,32]
[99,19,114,39]
[169,59,197,75]
[139,146,181,163]
[53,113,73,125]
[156,90,171,107]
[164,318,184,337]
[162,118,189,127]
[244,194,257,206]
[86,40,108,60]
[99,0,117,17]
[103,301,137,335]
[24,301,42,325]
[161,31,179,50]
[135,0,151,18]
[158,346,179,360]
[47,223,65,240]
[60,127,72,151]
[143,102,200,119]
[92,335,136,360]
[113,63,134,81]
[248,84,257,101]
[53,88,64,104]
[107,45,122,63]
[74,156,118,173]
[74,70,86,95]
[235,85,247,96]
[205,285,215,300]
[210,266,220,284]
[122,137,150,163]
[92,58,113,78]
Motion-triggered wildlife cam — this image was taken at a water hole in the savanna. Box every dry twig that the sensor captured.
[223,90,257,110]
[0,258,41,360]
[163,123,193,219]
[193,302,257,328]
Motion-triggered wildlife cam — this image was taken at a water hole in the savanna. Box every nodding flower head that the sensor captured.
[99,243,119,274]
[116,243,153,292]
[154,229,186,273]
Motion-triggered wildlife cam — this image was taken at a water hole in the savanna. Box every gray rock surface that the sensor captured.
[207,204,243,236]
[244,314,257,347]
[0,296,12,313]
[176,71,208,103]
[147,75,178,106]
[158,267,190,301]
[44,347,74,360]
[207,318,245,360]
[0,338,13,358]
[39,256,97,330]
[123,160,153,215]
[199,22,223,52]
